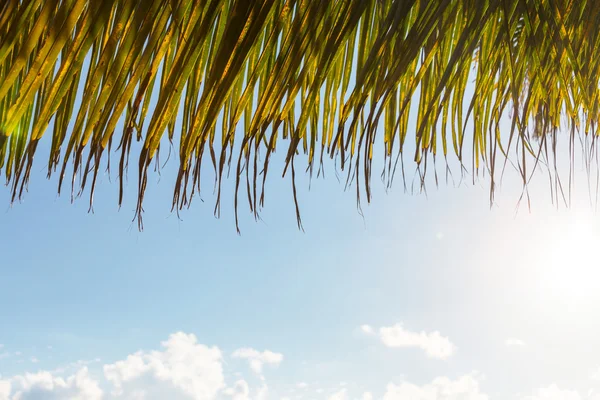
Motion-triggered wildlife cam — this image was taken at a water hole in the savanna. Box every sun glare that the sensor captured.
[537,213,600,307]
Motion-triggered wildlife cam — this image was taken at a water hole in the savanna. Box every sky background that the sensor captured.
[2,120,600,400]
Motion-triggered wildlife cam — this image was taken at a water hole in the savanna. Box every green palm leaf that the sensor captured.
[1,0,598,229]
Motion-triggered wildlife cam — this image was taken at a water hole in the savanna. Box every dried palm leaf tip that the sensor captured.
[1,0,599,230]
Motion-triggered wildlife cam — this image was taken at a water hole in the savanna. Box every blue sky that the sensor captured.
[2,120,600,400]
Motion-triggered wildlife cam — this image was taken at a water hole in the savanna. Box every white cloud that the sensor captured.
[4,367,102,400]
[255,383,269,400]
[377,323,456,360]
[0,333,283,400]
[30,357,39,364]
[505,338,526,347]
[383,374,487,400]
[231,348,283,375]
[5,337,598,400]
[53,359,102,375]
[103,332,224,400]
[360,325,375,335]
[223,379,250,400]
[223,380,269,400]
[0,379,10,400]
[1,333,292,400]
[327,388,348,400]
[1,331,225,400]
[520,384,583,400]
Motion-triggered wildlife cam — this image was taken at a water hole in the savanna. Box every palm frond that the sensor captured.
[1,0,599,229]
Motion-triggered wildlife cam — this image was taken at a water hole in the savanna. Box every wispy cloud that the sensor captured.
[222,379,269,400]
[362,323,456,360]
[362,392,374,400]
[328,388,348,400]
[52,358,102,375]
[505,338,526,347]
[383,373,487,400]
[360,325,375,335]
[231,348,283,375]
[519,384,583,400]
[223,379,250,400]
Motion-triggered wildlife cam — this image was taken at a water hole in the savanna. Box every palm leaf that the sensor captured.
[1,0,599,229]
